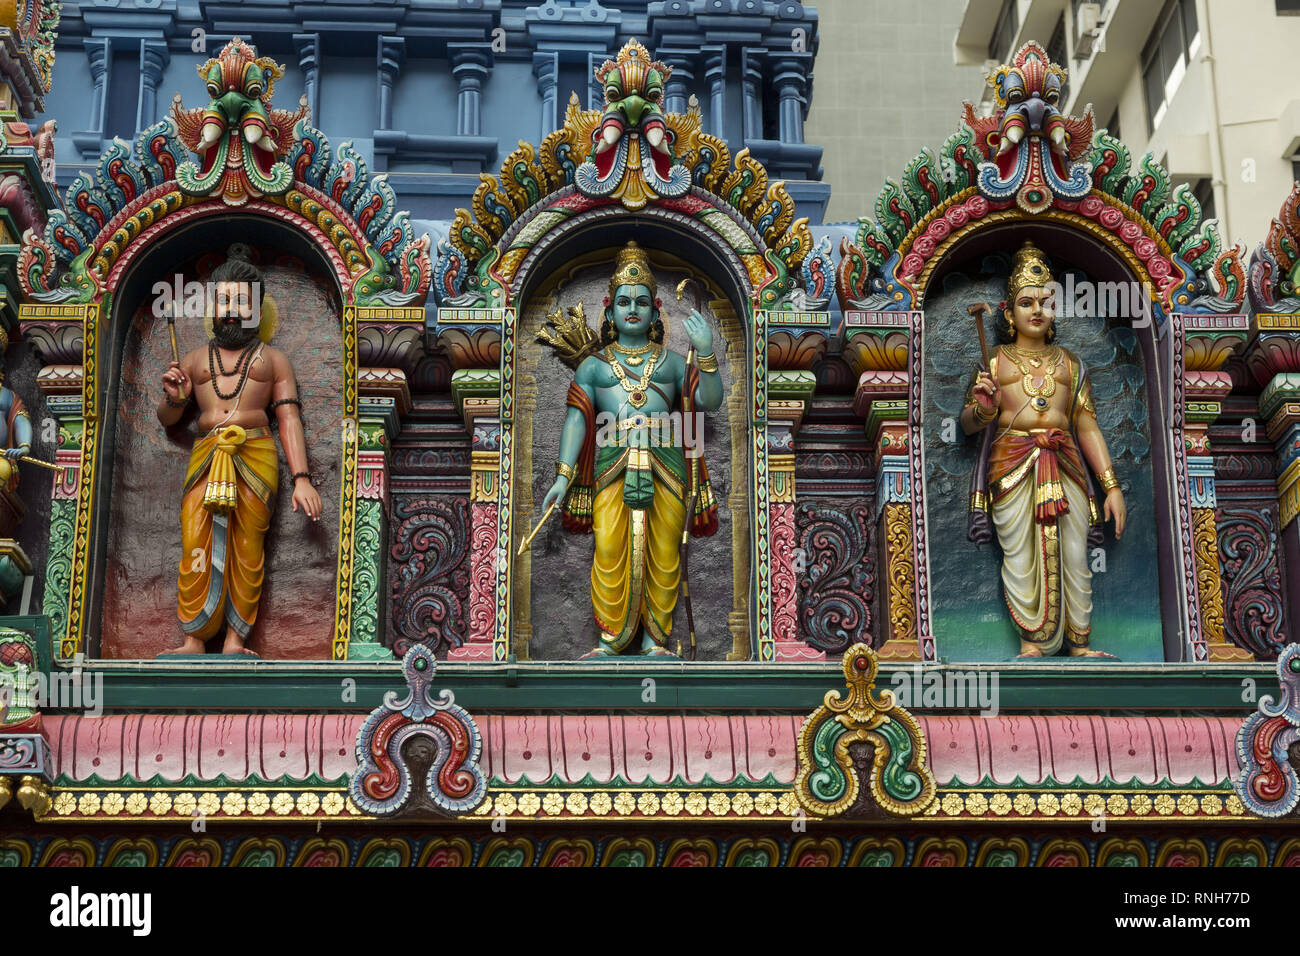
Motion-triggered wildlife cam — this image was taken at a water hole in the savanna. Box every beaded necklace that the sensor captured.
[208,339,260,402]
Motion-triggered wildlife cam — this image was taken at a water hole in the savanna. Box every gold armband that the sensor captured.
[1097,467,1119,492]
[556,460,576,481]
[696,352,719,373]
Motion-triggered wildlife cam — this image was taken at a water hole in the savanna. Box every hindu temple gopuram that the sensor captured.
[0,0,1298,906]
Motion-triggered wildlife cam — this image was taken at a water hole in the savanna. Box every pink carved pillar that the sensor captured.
[450,396,500,661]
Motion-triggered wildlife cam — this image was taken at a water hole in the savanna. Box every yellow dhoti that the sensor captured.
[587,435,691,653]
[178,424,278,641]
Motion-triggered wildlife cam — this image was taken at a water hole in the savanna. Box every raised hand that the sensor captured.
[972,370,999,412]
[684,309,714,355]
[162,361,189,402]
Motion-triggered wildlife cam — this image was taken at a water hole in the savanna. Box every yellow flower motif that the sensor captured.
[101,792,125,816]
[589,792,613,815]
[778,792,800,816]
[173,793,197,816]
[637,792,661,815]
[660,791,684,816]
[1200,794,1222,815]
[149,792,173,815]
[1176,794,1198,816]
[474,799,493,815]
[1037,794,1060,816]
[221,793,246,816]
[296,793,321,816]
[612,792,636,815]
[683,792,706,816]
[1106,794,1128,816]
[247,792,271,815]
[321,793,345,816]
[345,797,362,815]
[941,793,965,816]
[1060,793,1082,816]
[1082,794,1105,816]
[565,792,588,815]
[1130,794,1153,816]
[494,793,518,816]
[52,792,76,816]
[1225,794,1244,815]
[965,793,989,816]
[707,792,731,816]
[518,792,542,816]
[1153,794,1175,816]
[125,793,147,816]
[271,792,295,816]
[754,792,778,815]
[198,793,221,816]
[1012,793,1035,816]
[989,793,1012,816]
[542,792,565,815]
[731,792,755,816]
[77,793,101,816]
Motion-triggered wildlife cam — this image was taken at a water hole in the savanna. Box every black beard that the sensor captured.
[212,319,259,349]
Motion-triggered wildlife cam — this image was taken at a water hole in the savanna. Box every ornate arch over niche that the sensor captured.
[431,39,835,662]
[836,42,1251,663]
[15,38,431,661]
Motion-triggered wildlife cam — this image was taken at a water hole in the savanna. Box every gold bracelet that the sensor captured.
[1098,467,1119,492]
[556,461,576,481]
[696,352,719,373]
[970,402,996,424]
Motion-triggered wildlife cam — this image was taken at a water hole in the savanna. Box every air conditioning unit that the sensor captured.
[1074,2,1104,59]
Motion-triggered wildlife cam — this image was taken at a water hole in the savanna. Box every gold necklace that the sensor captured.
[606,345,660,409]
[1002,345,1060,411]
[610,341,655,367]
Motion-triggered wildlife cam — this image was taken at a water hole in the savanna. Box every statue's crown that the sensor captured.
[1008,240,1054,302]
[608,241,657,298]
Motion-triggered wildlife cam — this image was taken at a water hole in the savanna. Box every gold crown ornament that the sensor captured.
[607,241,657,299]
[1007,240,1055,303]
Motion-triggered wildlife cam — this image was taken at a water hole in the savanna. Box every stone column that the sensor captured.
[740,47,764,141]
[532,52,559,143]
[136,40,170,135]
[770,54,810,145]
[703,46,727,139]
[377,36,406,132]
[294,33,321,122]
[657,49,695,115]
[450,43,493,138]
[75,38,111,159]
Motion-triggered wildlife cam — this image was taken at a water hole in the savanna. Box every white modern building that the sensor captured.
[955,0,1300,251]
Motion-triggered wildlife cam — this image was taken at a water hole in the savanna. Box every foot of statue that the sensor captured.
[221,627,259,657]
[158,635,207,656]
[639,633,678,657]
[579,644,619,660]
[1067,647,1118,659]
[1016,643,1046,658]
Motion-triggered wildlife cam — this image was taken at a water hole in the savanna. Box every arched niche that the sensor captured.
[511,228,752,660]
[92,215,346,658]
[916,219,1175,661]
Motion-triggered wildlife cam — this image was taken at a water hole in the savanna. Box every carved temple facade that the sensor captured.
[0,8,1299,866]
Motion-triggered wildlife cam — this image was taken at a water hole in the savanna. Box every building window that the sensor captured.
[1047,14,1069,101]
[1279,0,1300,13]
[1192,178,1215,223]
[1106,108,1120,142]
[1141,0,1200,132]
[989,0,1020,62]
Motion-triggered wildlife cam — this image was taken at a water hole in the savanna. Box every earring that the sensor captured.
[601,317,615,343]
[650,318,665,344]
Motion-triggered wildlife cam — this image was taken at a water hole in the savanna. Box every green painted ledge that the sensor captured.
[41,657,1277,713]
